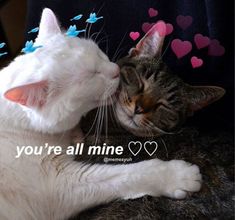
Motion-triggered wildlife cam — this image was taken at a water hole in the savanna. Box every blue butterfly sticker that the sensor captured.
[21,41,43,54]
[0,52,7,58]
[86,13,103,24]
[28,27,39,34]
[0,42,6,49]
[66,25,86,37]
[70,14,83,21]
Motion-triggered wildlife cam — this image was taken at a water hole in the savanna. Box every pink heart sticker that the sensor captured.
[143,21,173,37]
[129,32,140,41]
[176,15,193,30]
[166,23,174,35]
[171,39,192,59]
[208,39,225,56]
[155,21,167,37]
[194,34,210,49]
[142,22,155,33]
[148,8,158,17]
[191,56,204,68]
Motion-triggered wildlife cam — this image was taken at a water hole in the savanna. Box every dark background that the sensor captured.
[1,0,234,132]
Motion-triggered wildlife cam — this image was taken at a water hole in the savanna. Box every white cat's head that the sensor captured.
[2,8,120,133]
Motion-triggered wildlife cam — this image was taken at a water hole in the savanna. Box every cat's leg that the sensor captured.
[57,158,201,218]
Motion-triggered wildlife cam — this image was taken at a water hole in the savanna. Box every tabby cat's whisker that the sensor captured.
[121,91,129,104]
[160,137,169,158]
[141,121,154,139]
[156,37,172,65]
[144,118,174,135]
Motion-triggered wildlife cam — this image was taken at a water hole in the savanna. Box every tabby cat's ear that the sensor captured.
[37,8,61,42]
[186,86,225,112]
[4,81,48,108]
[129,21,166,58]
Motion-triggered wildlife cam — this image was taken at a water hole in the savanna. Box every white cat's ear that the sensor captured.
[4,81,48,108]
[129,21,166,58]
[37,8,61,41]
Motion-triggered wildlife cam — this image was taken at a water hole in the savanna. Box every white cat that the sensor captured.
[0,9,202,220]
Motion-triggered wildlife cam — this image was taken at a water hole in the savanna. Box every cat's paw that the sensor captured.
[163,160,202,199]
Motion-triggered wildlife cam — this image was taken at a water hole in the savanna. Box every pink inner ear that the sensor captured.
[154,21,167,37]
[4,80,48,108]
[132,21,166,58]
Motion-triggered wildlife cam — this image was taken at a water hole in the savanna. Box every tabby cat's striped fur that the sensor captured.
[116,23,225,137]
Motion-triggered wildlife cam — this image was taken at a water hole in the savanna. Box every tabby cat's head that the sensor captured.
[115,22,225,137]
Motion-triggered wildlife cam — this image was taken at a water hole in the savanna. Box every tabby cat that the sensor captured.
[115,23,225,137]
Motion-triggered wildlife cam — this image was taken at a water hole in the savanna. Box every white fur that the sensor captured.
[0,9,202,220]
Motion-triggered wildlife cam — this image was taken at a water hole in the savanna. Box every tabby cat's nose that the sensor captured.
[134,105,144,114]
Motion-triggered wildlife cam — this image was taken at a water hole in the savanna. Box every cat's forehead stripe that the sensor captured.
[123,62,136,68]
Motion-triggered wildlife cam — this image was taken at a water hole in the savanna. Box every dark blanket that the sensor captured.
[69,111,234,220]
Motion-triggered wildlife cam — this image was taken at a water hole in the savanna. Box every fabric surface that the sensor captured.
[71,115,234,219]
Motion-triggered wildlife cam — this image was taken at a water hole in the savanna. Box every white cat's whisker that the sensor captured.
[88,2,105,39]
[94,105,103,145]
[99,85,117,139]
[108,95,122,129]
[105,37,109,55]
[111,31,129,62]
[84,22,90,39]
[83,108,101,139]
[96,35,109,46]
[104,99,108,140]
[114,48,126,62]
[92,81,112,143]
[87,24,93,39]
[91,24,105,42]
[111,97,120,120]
[93,98,104,145]
[95,95,108,144]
